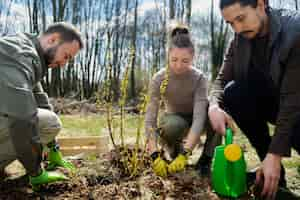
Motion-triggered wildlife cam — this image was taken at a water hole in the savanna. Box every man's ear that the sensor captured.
[47,32,61,46]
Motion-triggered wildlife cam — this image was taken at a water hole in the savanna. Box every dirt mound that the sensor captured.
[0,148,297,200]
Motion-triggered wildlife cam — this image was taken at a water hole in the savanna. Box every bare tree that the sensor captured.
[130,0,139,100]
[1,0,13,36]
[0,0,233,102]
[210,0,230,80]
[169,0,175,19]
[185,0,192,25]
[27,0,33,33]
[32,0,38,33]
[48,0,69,97]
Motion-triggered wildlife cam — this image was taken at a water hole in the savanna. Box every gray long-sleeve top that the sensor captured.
[145,67,208,137]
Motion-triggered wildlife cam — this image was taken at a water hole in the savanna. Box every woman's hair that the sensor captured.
[168,22,194,54]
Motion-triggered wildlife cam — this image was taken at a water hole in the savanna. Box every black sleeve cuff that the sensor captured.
[150,151,160,161]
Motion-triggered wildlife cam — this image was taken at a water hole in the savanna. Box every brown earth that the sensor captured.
[1,147,292,200]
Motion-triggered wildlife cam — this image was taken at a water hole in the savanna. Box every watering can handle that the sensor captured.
[225,128,233,145]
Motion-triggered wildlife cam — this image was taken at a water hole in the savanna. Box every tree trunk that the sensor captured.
[50,0,68,97]
[130,0,138,100]
[185,0,192,25]
[27,0,33,33]
[169,0,175,19]
[32,0,39,33]
[210,0,230,80]
[112,0,121,101]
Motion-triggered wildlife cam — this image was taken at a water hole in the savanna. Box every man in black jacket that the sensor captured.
[209,0,300,199]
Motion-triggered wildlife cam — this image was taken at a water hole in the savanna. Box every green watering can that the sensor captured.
[211,128,247,198]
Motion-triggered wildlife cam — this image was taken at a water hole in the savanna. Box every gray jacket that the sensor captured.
[210,8,300,156]
[0,33,48,119]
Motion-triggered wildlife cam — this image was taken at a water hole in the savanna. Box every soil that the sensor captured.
[2,147,297,200]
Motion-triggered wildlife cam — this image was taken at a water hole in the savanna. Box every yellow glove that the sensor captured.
[168,149,191,174]
[151,152,168,177]
[168,154,188,174]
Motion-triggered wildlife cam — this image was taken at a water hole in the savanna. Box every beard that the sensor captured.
[44,45,58,67]
[255,14,267,38]
[240,15,266,39]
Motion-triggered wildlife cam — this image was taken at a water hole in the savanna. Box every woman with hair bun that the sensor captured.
[145,22,221,177]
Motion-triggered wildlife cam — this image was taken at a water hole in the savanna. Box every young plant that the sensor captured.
[129,88,149,177]
[156,64,170,149]
[97,49,117,149]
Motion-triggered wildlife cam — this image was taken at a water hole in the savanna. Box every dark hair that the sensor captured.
[44,22,83,49]
[220,0,258,9]
[168,23,194,54]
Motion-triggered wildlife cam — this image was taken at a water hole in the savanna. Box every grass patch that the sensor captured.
[58,114,143,138]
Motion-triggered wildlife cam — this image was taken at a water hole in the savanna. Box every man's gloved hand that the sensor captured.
[151,151,168,177]
[47,143,75,172]
[168,149,191,174]
[29,170,68,190]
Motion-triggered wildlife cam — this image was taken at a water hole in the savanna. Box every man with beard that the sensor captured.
[208,0,300,199]
[0,22,83,188]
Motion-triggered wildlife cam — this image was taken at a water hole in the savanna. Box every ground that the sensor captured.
[0,150,253,200]
[0,114,299,200]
